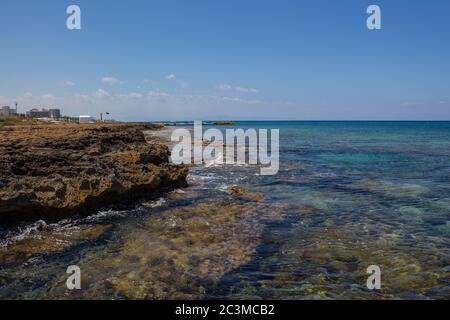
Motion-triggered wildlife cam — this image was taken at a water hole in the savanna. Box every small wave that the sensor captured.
[140,197,167,208]
[82,209,130,223]
[188,174,218,182]
[0,220,49,248]
[84,197,167,222]
[217,184,230,192]
[0,197,168,248]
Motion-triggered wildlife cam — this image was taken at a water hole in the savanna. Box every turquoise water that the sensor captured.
[201,121,450,298]
[0,121,449,299]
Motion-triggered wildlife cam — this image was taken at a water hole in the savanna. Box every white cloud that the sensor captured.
[400,101,427,107]
[119,92,143,99]
[64,80,76,86]
[101,76,124,85]
[165,74,176,81]
[95,89,111,98]
[148,90,170,98]
[0,96,9,104]
[236,86,258,94]
[219,84,259,94]
[210,95,262,104]
[0,89,295,121]
[41,94,56,100]
[75,94,92,102]
[180,80,189,89]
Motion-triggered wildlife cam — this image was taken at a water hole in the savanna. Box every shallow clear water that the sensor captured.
[1,121,449,299]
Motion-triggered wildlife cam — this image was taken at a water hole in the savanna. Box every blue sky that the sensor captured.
[0,0,449,121]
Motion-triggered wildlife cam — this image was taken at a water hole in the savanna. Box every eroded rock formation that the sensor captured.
[0,123,188,223]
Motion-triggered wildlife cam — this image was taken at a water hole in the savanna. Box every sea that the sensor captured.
[0,121,449,299]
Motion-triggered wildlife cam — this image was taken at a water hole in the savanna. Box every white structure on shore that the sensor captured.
[0,106,17,116]
[79,115,96,124]
[26,108,61,119]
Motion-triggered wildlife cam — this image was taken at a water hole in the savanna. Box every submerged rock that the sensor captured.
[0,223,112,263]
[227,186,264,202]
[399,206,423,222]
[71,200,264,299]
[343,179,431,199]
[437,221,450,234]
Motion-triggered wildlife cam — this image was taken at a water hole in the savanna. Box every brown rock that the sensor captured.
[0,123,188,223]
[227,186,264,202]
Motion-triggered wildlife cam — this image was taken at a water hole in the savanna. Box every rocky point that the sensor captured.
[0,123,188,224]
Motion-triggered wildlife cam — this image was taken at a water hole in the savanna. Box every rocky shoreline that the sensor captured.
[0,123,188,224]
